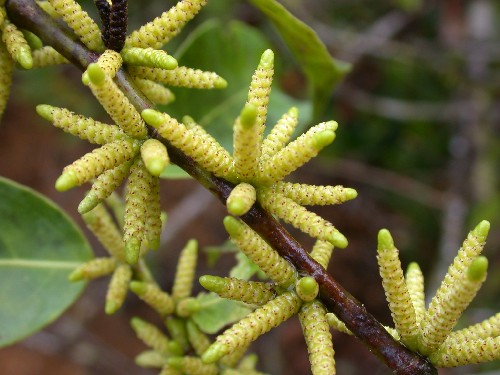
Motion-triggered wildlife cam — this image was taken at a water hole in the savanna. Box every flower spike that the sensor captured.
[223,216,297,287]
[105,263,132,314]
[1,19,33,69]
[258,189,347,248]
[106,0,127,52]
[68,257,117,281]
[47,0,104,51]
[125,0,207,49]
[202,292,301,364]
[377,229,419,350]
[260,106,298,162]
[199,275,275,305]
[405,262,425,324]
[36,104,126,145]
[140,139,170,177]
[299,301,335,375]
[172,239,198,301]
[419,221,490,354]
[31,46,68,67]
[130,66,227,89]
[0,41,13,118]
[233,103,260,181]
[134,78,175,105]
[121,47,178,70]
[226,183,257,216]
[129,281,175,317]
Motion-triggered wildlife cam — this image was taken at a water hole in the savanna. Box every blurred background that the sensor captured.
[1,0,500,374]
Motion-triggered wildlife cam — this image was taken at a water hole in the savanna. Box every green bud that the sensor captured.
[260,49,274,68]
[295,276,319,302]
[214,77,228,89]
[141,108,165,127]
[329,230,348,249]
[36,104,54,121]
[472,220,490,243]
[311,130,335,150]
[55,171,78,191]
[240,103,258,129]
[467,256,488,282]
[377,229,394,251]
[223,215,244,237]
[87,63,106,85]
[199,275,225,294]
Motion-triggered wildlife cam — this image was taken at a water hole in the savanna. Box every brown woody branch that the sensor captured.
[5,1,436,373]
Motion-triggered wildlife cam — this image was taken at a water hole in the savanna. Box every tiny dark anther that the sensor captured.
[107,0,128,52]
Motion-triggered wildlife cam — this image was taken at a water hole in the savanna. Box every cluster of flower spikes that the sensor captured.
[371,220,500,368]
[70,197,267,375]
[34,0,228,264]
[135,48,361,374]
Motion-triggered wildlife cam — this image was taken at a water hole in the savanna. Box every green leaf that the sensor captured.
[191,292,252,334]
[0,177,92,347]
[165,19,312,150]
[247,0,351,118]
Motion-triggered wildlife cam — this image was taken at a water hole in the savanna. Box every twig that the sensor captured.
[6,1,437,373]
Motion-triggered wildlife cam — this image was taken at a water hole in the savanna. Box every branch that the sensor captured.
[6,1,437,374]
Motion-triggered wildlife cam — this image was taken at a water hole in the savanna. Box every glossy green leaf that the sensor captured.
[0,177,92,347]
[191,292,252,334]
[165,19,312,150]
[248,0,351,118]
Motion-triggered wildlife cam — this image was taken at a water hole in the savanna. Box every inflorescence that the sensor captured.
[2,1,500,374]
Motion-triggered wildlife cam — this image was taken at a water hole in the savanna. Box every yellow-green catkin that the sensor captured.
[86,63,147,139]
[125,0,206,49]
[258,189,347,249]
[36,104,126,144]
[405,262,425,324]
[172,239,198,301]
[123,159,151,264]
[226,183,257,216]
[121,47,178,70]
[199,275,275,305]
[131,317,172,356]
[274,182,357,206]
[429,336,500,367]
[129,65,227,89]
[165,316,189,351]
[167,356,218,375]
[55,138,139,191]
[325,313,352,335]
[377,229,419,350]
[140,139,169,177]
[129,281,175,317]
[78,160,132,214]
[81,203,126,261]
[142,109,234,178]
[295,277,319,302]
[260,107,298,162]
[186,320,211,356]
[68,257,117,281]
[247,49,274,140]
[175,297,201,318]
[223,216,296,287]
[105,263,132,314]
[299,301,336,375]
[233,103,260,181]
[36,1,59,18]
[0,41,13,118]
[47,0,104,51]
[1,20,33,69]
[135,350,168,368]
[444,312,500,345]
[95,49,123,77]
[258,121,337,185]
[31,46,69,67]
[219,342,252,368]
[134,78,175,105]
[419,221,490,355]
[310,240,335,269]
[202,292,302,363]
[143,175,162,250]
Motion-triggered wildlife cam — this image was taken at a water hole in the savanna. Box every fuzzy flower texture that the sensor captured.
[6,1,496,374]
